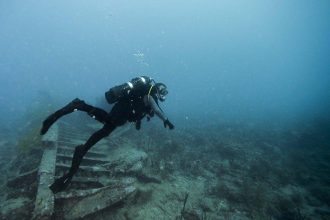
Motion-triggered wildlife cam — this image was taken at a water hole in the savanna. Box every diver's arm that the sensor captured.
[144,95,174,129]
[144,95,167,121]
[144,95,174,130]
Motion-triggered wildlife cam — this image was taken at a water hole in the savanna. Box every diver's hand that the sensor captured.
[164,119,174,130]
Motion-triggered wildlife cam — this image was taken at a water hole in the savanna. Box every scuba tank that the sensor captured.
[105,76,153,104]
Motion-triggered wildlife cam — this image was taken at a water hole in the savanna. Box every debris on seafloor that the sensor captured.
[2,123,142,219]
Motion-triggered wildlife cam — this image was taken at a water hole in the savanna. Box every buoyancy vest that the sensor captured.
[105,76,158,122]
[105,76,153,104]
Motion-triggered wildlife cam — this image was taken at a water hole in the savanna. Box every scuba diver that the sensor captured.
[40,76,174,193]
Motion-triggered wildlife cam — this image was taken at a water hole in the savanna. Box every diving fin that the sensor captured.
[49,175,71,194]
[40,114,58,135]
[40,98,85,135]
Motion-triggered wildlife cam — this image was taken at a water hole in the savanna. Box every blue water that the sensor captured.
[0,0,329,219]
[1,0,329,125]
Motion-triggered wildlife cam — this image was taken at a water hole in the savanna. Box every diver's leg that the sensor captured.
[67,123,116,178]
[40,98,108,135]
[49,123,116,193]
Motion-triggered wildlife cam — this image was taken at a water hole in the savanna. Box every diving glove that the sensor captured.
[164,119,174,130]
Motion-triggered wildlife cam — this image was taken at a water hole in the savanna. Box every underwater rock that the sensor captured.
[314,208,330,219]
[128,160,143,173]
[6,168,38,188]
[181,210,201,220]
[199,198,214,212]
[58,180,136,219]
[0,197,33,219]
[105,146,162,184]
[136,172,161,184]
[110,147,148,175]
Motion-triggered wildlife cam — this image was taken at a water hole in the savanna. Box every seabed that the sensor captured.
[0,119,329,219]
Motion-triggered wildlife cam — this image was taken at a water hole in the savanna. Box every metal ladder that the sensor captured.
[33,122,135,219]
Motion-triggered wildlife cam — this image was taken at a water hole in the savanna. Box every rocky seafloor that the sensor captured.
[0,117,329,220]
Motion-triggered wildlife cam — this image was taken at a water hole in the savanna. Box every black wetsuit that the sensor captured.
[41,88,173,193]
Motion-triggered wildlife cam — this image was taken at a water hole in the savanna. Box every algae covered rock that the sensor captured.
[108,146,148,175]
[0,197,33,219]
